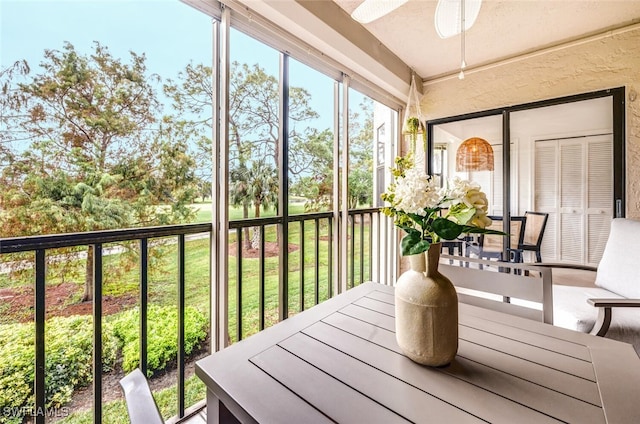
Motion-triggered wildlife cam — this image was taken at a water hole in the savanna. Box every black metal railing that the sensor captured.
[228,208,383,342]
[0,223,212,424]
[0,208,384,422]
[349,207,379,288]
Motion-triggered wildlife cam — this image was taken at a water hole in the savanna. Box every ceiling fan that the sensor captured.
[351,0,409,24]
[351,0,482,37]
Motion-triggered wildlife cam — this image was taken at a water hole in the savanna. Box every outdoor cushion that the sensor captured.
[595,218,640,299]
[553,284,640,355]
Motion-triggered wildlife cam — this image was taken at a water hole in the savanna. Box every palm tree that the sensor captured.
[230,159,279,249]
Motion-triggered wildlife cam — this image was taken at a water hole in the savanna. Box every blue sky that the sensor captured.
[0,0,337,131]
[1,0,212,79]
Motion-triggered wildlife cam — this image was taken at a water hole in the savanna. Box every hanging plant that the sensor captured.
[402,75,426,153]
[405,116,420,151]
[404,116,426,153]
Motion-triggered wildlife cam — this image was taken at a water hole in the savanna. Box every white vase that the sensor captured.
[395,243,458,366]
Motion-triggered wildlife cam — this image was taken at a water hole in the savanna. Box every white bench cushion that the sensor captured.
[596,218,640,299]
[553,284,640,355]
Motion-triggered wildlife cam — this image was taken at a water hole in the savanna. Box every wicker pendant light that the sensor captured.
[455,137,494,171]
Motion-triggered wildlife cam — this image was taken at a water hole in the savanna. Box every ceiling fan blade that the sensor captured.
[351,0,409,24]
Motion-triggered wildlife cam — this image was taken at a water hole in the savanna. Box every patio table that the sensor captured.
[195,282,640,423]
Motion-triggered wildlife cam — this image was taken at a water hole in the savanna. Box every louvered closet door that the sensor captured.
[586,137,613,264]
[534,141,558,261]
[534,135,612,265]
[559,141,585,263]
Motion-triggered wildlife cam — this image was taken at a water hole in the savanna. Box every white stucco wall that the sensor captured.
[420,25,640,218]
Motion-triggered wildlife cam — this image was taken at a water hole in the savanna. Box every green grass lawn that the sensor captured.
[190,201,314,223]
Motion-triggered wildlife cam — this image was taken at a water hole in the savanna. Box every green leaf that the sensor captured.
[407,212,427,226]
[400,232,431,256]
[458,225,508,235]
[432,217,464,240]
[398,225,420,237]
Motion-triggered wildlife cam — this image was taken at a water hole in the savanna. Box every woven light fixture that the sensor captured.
[455,137,494,171]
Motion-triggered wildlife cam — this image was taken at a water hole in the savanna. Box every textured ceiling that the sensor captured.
[333,0,640,81]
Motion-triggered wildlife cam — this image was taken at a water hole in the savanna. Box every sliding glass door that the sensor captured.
[428,88,624,266]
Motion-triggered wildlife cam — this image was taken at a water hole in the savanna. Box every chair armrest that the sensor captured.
[587,298,640,308]
[586,298,640,337]
[535,262,598,272]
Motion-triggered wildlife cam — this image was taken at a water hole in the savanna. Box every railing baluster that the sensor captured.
[350,215,355,289]
[93,243,103,424]
[328,218,333,299]
[236,228,242,341]
[369,212,374,282]
[314,218,320,306]
[299,220,305,311]
[177,234,185,418]
[34,249,46,424]
[259,225,265,331]
[360,212,365,285]
[139,238,148,377]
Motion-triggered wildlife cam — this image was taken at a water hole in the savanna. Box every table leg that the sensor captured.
[207,389,240,424]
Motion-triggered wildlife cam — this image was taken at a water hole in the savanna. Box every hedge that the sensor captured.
[0,305,207,424]
[109,305,208,375]
[0,315,118,424]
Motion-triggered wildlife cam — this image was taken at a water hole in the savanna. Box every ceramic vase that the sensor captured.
[395,243,458,366]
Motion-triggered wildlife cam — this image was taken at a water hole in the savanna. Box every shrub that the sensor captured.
[0,315,118,423]
[109,305,208,375]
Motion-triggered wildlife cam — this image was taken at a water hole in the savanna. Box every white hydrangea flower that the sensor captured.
[392,168,440,215]
[441,177,492,228]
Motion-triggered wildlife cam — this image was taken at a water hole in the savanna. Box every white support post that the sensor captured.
[340,76,350,294]
[212,5,231,351]
[332,81,341,297]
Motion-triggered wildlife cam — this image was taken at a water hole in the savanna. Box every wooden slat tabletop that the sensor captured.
[195,282,640,424]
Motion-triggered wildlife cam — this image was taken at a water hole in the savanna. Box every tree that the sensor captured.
[164,61,319,247]
[230,159,278,249]
[0,43,198,301]
[15,43,156,172]
[0,60,30,171]
[290,97,375,211]
[347,97,374,208]
[289,128,334,211]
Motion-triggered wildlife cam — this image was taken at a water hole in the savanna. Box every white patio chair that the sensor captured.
[543,218,640,355]
[119,368,164,424]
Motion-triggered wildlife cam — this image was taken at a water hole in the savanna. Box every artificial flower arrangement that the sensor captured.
[381,153,504,256]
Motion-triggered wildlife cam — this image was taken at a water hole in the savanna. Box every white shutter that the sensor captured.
[534,141,557,260]
[559,143,584,210]
[559,142,585,263]
[588,140,612,209]
[534,135,613,266]
[586,137,613,265]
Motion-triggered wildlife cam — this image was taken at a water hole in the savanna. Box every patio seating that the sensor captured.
[119,368,164,424]
[440,255,553,324]
[545,218,640,355]
[518,211,549,262]
[465,215,526,265]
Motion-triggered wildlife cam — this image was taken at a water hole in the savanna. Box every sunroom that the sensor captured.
[1,0,640,423]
